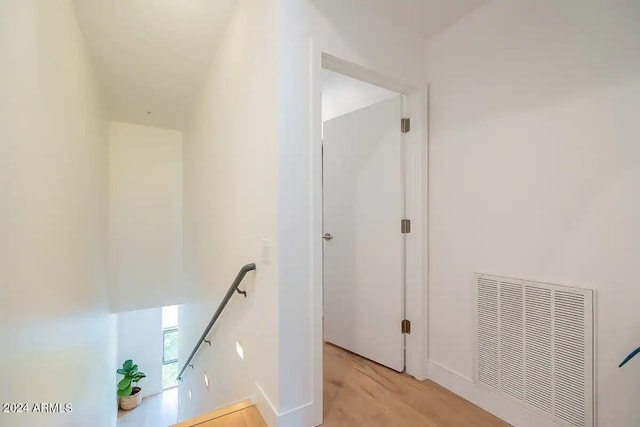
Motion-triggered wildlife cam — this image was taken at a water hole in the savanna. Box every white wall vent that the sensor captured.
[474,273,595,427]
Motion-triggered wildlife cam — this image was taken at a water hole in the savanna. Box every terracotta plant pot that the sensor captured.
[119,387,142,411]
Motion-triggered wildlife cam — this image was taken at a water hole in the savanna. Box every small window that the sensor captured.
[162,306,179,389]
[163,327,178,364]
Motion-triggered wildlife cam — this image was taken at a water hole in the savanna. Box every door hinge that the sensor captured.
[401,319,411,334]
[401,117,411,133]
[401,219,411,234]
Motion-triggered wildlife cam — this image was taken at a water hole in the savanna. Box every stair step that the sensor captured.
[171,400,266,427]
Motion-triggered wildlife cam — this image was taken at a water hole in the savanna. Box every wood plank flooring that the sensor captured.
[196,405,266,427]
[171,400,266,427]
[323,343,510,427]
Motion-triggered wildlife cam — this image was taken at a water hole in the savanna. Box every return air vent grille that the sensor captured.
[474,274,594,427]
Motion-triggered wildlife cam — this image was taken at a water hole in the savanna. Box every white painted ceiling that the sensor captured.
[348,0,488,39]
[322,69,398,122]
[73,0,237,131]
[73,0,485,131]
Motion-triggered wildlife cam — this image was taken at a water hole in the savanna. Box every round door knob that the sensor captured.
[323,233,333,241]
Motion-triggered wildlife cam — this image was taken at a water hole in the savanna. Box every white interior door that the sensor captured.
[323,95,404,372]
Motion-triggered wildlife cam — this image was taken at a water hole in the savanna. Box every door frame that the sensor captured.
[311,51,428,425]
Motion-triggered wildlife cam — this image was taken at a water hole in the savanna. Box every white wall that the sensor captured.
[278,1,427,424]
[108,122,183,312]
[425,1,640,425]
[0,1,116,426]
[117,308,164,397]
[322,69,397,122]
[179,0,280,423]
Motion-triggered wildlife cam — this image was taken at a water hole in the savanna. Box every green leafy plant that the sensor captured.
[116,359,146,397]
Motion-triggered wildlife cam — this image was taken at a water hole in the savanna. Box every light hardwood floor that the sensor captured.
[171,400,266,427]
[323,343,511,427]
[196,405,266,427]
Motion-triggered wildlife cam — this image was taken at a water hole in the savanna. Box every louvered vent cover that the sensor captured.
[474,274,594,427]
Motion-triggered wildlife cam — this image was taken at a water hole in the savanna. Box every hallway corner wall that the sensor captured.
[179,0,280,423]
[0,1,116,425]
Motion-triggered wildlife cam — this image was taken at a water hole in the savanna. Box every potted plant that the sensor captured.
[117,359,146,410]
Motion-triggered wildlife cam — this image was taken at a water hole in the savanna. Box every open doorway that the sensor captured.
[315,54,427,425]
[321,68,407,371]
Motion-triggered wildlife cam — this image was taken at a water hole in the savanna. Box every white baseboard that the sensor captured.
[278,401,314,427]
[254,382,279,427]
[253,382,314,427]
[427,360,558,427]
